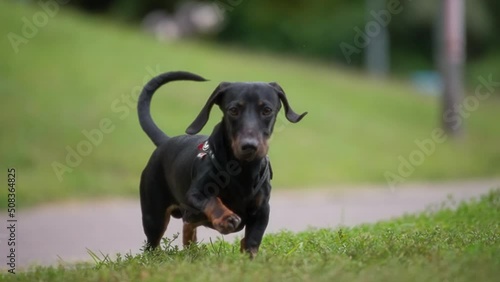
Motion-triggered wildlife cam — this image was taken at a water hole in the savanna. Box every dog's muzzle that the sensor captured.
[232,136,268,161]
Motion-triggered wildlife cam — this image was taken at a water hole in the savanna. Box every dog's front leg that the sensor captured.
[240,202,270,259]
[186,187,241,234]
[203,197,241,234]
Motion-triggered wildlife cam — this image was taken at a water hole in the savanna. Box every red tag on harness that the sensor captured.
[197,141,209,159]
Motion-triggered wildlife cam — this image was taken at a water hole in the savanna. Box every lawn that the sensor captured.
[3,189,499,281]
[1,1,500,207]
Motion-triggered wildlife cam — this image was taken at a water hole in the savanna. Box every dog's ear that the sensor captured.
[186,82,230,135]
[269,82,307,123]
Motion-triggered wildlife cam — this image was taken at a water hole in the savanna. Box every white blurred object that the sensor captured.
[141,1,223,41]
[190,4,221,33]
[142,11,181,41]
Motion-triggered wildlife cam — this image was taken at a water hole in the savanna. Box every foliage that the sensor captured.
[23,0,500,77]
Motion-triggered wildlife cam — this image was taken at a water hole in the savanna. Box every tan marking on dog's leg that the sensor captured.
[240,238,246,253]
[240,237,258,259]
[204,197,241,234]
[247,247,258,259]
[183,223,198,247]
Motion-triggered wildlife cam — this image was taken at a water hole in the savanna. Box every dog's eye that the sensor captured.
[262,107,273,116]
[228,107,239,117]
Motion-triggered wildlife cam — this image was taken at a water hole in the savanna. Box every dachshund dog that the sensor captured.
[138,71,306,258]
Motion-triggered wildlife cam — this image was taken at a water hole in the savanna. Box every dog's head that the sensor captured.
[186,82,307,162]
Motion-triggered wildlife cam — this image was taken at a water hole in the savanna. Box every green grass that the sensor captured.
[4,189,499,281]
[1,2,500,207]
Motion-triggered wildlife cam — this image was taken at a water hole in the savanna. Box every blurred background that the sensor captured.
[59,0,500,83]
[1,0,499,208]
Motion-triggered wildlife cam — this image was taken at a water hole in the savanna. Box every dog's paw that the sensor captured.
[240,238,258,259]
[213,213,241,234]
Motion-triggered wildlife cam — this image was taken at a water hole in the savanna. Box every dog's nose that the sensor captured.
[241,139,258,152]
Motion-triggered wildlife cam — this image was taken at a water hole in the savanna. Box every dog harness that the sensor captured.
[197,140,271,197]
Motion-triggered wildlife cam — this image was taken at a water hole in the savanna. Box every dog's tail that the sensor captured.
[138,71,207,146]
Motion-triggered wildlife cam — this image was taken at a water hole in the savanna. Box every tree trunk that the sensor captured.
[440,0,465,137]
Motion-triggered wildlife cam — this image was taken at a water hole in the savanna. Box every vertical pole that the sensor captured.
[365,0,389,77]
[441,0,465,136]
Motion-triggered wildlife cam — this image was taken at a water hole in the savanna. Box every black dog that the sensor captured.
[138,71,306,258]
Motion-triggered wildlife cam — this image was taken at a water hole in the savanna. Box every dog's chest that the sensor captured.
[219,180,268,215]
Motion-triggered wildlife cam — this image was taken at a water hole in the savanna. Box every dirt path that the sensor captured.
[1,179,498,268]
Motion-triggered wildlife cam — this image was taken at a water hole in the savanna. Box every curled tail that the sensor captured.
[138,71,207,146]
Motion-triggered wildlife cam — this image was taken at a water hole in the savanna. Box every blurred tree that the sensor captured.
[365,0,389,77]
[389,0,492,73]
[440,0,465,137]
[70,0,179,19]
[65,0,500,79]
[217,0,366,64]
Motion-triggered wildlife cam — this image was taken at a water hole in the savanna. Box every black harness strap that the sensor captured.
[253,156,270,196]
